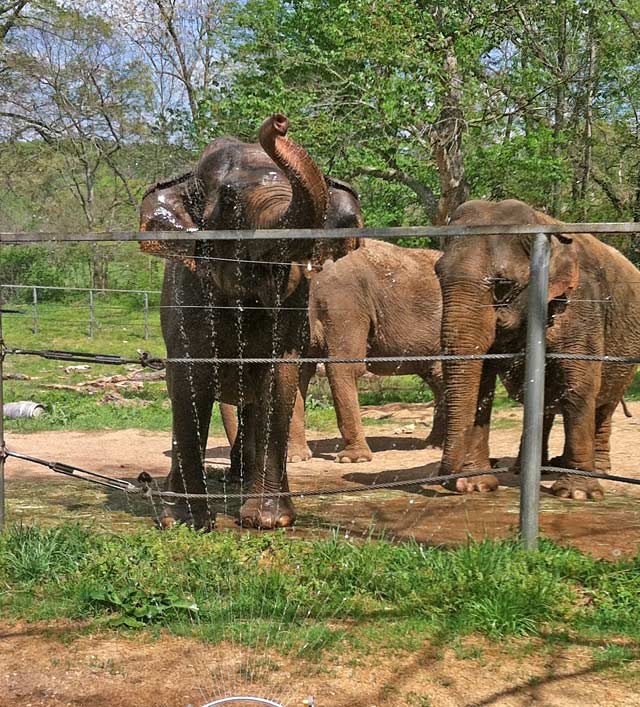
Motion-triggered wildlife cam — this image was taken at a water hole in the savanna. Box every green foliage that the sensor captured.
[0,247,67,299]
[86,583,199,628]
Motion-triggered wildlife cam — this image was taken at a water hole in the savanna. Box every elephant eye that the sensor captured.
[493,278,520,305]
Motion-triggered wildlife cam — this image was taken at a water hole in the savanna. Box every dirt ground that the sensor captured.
[1,620,639,707]
[5,401,640,557]
[3,402,640,706]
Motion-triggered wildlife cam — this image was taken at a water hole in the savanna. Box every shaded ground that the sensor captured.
[1,620,639,707]
[5,401,640,558]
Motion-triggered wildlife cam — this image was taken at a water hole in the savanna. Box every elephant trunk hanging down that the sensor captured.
[436,198,640,500]
[139,114,362,529]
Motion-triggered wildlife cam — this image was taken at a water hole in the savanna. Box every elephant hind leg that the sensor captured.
[513,408,556,474]
[287,362,316,463]
[422,369,445,449]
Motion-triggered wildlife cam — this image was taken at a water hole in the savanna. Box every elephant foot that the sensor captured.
[424,429,445,449]
[336,445,373,463]
[551,475,604,501]
[549,453,611,476]
[443,473,500,494]
[159,503,214,531]
[240,496,296,529]
[287,443,313,463]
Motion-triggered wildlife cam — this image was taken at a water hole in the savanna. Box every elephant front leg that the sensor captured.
[552,374,602,500]
[162,363,216,529]
[326,361,372,463]
[594,402,617,475]
[446,363,499,493]
[287,362,316,463]
[240,363,298,529]
[229,404,256,484]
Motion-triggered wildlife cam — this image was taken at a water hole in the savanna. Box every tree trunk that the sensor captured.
[579,20,597,217]
[551,10,567,215]
[429,38,469,225]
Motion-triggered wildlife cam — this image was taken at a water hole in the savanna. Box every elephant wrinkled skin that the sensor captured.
[437,199,640,500]
[139,114,360,529]
[290,240,445,463]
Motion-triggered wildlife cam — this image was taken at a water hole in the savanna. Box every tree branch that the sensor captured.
[350,166,438,220]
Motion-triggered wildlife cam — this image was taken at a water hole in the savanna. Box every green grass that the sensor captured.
[2,299,176,432]
[14,299,640,436]
[1,524,639,658]
[1,300,454,434]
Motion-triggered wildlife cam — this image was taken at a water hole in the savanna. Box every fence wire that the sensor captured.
[3,222,640,541]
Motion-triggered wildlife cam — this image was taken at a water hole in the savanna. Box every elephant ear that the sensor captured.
[548,234,579,301]
[139,173,201,270]
[304,176,363,273]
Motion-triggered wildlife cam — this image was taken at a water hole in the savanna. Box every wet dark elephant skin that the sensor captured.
[139,114,359,529]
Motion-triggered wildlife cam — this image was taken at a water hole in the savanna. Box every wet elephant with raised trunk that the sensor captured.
[436,199,640,500]
[139,114,360,529]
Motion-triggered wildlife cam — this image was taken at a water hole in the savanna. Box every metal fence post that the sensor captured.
[519,232,550,550]
[144,292,149,340]
[32,286,38,335]
[88,290,94,338]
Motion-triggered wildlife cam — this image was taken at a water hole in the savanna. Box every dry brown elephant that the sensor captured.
[436,198,639,500]
[221,240,446,464]
[293,239,446,463]
[139,114,359,529]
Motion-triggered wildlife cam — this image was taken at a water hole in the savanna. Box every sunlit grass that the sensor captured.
[1,524,639,657]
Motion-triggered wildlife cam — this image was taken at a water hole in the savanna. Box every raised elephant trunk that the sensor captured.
[439,281,497,474]
[258,113,329,229]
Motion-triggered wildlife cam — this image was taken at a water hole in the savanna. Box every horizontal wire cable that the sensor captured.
[6,345,640,366]
[540,466,640,486]
[0,283,161,294]
[7,447,640,500]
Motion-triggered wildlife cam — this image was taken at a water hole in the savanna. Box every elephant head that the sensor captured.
[139,114,359,281]
[436,199,579,473]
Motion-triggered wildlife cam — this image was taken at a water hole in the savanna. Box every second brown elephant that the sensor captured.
[222,240,445,463]
[437,199,640,500]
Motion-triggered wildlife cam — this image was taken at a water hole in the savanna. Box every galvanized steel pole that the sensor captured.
[519,232,550,550]
[144,292,149,340]
[88,289,94,338]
